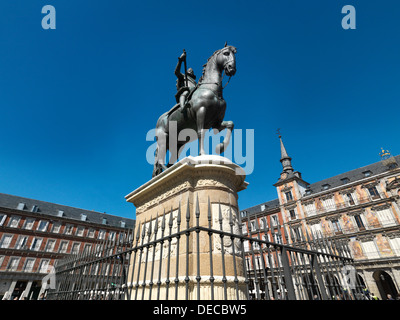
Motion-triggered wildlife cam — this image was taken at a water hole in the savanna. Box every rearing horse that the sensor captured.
[152,45,237,177]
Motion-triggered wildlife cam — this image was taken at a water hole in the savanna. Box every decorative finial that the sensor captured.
[224,41,227,47]
[379,147,391,159]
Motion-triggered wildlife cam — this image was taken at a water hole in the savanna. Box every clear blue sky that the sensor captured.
[0,1,399,219]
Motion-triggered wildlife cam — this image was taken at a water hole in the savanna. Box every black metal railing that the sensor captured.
[46,197,366,300]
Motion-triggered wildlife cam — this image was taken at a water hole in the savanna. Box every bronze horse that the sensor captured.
[152,45,237,177]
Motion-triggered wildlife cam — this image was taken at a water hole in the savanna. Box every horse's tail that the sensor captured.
[152,144,159,178]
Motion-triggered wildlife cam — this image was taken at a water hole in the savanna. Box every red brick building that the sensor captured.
[0,193,134,300]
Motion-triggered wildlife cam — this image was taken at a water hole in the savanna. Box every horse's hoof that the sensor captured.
[215,143,225,154]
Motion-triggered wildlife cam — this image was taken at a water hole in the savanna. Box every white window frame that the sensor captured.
[30,237,43,251]
[37,220,49,232]
[58,241,69,253]
[38,259,50,273]
[71,242,81,255]
[0,234,13,249]
[76,226,85,237]
[45,239,56,252]
[23,217,35,230]
[0,214,7,226]
[8,216,21,228]
[64,224,74,235]
[51,222,61,233]
[7,257,21,271]
[23,258,36,272]
[15,235,29,250]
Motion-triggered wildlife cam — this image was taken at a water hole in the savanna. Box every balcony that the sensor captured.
[304,192,388,217]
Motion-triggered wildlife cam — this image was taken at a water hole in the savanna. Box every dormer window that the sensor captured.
[363,170,372,177]
[341,178,350,185]
[17,203,26,210]
[322,184,330,190]
[57,210,64,217]
[81,214,87,221]
[102,218,107,225]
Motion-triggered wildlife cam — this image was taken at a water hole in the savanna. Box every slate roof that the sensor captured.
[241,155,399,214]
[241,199,280,217]
[305,155,400,195]
[0,192,135,229]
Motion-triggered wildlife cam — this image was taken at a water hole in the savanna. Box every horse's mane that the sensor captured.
[198,46,236,83]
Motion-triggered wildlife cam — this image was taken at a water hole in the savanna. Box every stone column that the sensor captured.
[125,155,248,300]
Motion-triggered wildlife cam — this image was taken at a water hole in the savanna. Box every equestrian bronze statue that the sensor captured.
[152,44,237,177]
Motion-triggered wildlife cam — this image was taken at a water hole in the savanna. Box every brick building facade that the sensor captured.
[0,193,135,300]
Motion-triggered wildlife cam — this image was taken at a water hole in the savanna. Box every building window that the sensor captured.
[17,203,26,210]
[7,257,20,271]
[250,221,256,231]
[341,178,350,184]
[8,216,21,228]
[64,224,74,235]
[367,186,380,200]
[98,229,106,240]
[354,214,365,230]
[23,218,35,230]
[285,191,293,202]
[16,236,29,250]
[293,226,302,242]
[259,218,266,230]
[23,258,36,272]
[51,222,61,233]
[363,171,372,177]
[45,239,56,252]
[59,241,69,253]
[331,219,342,234]
[322,184,330,190]
[289,209,297,220]
[71,243,81,255]
[274,233,283,244]
[83,244,92,254]
[109,231,116,241]
[88,228,95,238]
[0,214,7,226]
[38,259,50,273]
[30,238,43,251]
[37,220,49,232]
[271,215,279,227]
[0,234,13,248]
[76,226,85,237]
[346,193,356,206]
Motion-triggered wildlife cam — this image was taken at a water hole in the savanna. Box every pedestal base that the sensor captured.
[125,155,248,300]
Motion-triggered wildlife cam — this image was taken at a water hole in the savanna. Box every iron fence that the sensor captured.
[46,197,366,300]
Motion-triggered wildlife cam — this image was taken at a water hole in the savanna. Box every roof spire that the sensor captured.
[276,129,294,180]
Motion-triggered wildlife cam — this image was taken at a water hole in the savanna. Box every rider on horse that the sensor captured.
[174,50,197,113]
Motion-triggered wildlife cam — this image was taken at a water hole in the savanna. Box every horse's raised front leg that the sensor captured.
[196,106,207,155]
[214,120,234,154]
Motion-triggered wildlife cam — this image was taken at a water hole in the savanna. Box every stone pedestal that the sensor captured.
[125,155,248,300]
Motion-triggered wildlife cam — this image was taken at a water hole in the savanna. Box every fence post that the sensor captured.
[280,247,296,300]
[311,254,329,300]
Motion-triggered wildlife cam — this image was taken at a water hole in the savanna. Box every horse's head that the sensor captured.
[216,44,237,77]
